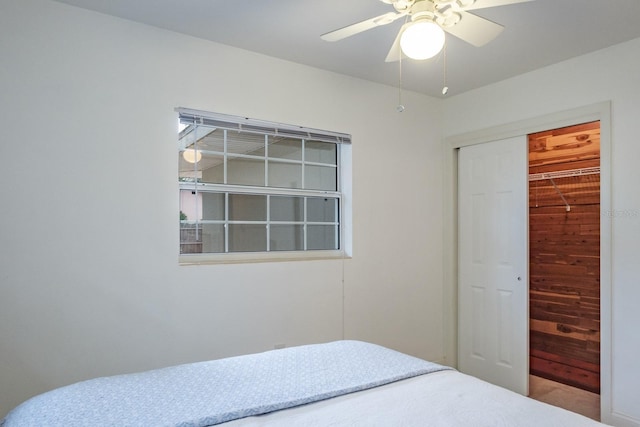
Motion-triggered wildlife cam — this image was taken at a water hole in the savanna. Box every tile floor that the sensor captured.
[529,375,600,421]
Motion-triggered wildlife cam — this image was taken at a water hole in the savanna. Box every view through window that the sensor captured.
[177,108,350,258]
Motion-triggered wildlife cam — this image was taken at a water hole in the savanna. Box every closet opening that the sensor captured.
[528,121,601,418]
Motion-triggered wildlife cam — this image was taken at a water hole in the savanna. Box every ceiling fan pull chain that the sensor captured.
[397,51,405,112]
[442,42,449,95]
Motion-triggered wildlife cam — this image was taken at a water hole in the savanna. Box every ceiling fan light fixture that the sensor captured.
[400,20,445,60]
[182,149,202,163]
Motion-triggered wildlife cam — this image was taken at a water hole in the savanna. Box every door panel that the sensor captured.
[458,136,528,395]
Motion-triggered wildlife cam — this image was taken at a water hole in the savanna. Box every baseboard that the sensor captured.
[604,411,640,427]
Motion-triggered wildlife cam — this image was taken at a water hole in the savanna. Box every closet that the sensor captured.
[528,121,601,394]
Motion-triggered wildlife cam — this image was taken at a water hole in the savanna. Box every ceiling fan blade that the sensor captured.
[321,12,404,42]
[443,11,504,47]
[460,0,533,11]
[384,22,411,62]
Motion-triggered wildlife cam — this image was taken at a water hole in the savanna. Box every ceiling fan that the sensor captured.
[321,0,533,61]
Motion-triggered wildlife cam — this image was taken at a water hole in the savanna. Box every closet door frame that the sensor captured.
[442,101,612,421]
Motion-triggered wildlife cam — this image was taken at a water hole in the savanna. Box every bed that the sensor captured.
[1,340,607,426]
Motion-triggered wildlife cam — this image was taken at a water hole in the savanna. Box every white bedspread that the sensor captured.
[225,370,608,426]
[2,340,607,426]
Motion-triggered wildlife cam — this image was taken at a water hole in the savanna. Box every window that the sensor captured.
[177,108,351,261]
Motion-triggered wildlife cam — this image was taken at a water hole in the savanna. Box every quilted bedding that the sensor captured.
[1,340,449,427]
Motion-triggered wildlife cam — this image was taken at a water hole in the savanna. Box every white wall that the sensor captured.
[443,38,640,426]
[0,0,445,418]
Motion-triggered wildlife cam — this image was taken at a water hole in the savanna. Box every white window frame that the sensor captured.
[176,107,352,265]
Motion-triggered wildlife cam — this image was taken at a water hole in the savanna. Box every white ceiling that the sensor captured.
[53,0,640,97]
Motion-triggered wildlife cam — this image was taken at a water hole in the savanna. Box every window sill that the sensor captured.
[179,250,349,265]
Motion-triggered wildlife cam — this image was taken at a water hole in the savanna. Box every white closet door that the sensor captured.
[458,136,528,395]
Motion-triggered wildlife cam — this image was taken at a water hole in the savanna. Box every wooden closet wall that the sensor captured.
[528,121,601,394]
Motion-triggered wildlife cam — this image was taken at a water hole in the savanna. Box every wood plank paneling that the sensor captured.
[529,121,600,394]
[529,122,600,169]
[530,349,600,393]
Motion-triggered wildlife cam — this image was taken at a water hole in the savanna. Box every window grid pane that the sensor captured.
[179,113,345,256]
[228,224,267,253]
[305,140,337,164]
[181,127,338,191]
[179,191,339,254]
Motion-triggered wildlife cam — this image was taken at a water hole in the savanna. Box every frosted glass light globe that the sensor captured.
[400,21,445,60]
[182,149,202,163]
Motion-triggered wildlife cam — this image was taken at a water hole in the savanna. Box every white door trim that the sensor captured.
[442,101,612,421]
